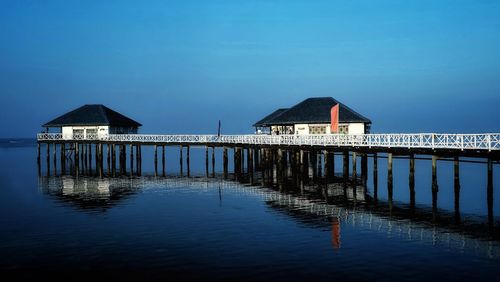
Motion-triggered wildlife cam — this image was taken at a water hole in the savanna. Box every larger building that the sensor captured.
[253,97,371,135]
[42,104,142,139]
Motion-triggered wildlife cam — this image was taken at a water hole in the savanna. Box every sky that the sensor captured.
[1,0,499,137]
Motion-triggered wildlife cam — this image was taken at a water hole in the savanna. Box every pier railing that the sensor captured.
[37,133,500,151]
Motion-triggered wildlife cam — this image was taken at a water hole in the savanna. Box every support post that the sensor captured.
[137,145,142,176]
[130,144,133,176]
[179,145,183,176]
[107,144,111,176]
[212,146,215,178]
[205,146,209,177]
[111,144,116,177]
[162,145,166,177]
[487,158,493,226]
[187,145,191,177]
[154,144,158,177]
[249,147,254,184]
[352,151,357,184]
[409,154,415,208]
[37,143,41,175]
[373,153,378,203]
[387,153,393,204]
[432,155,439,219]
[75,142,79,177]
[454,156,460,222]
[223,147,228,179]
[61,143,66,175]
[361,154,368,185]
[46,143,50,175]
[343,151,349,182]
[88,144,92,174]
[98,143,103,178]
[53,143,57,176]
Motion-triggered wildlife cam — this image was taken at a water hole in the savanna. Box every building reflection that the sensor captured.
[39,176,138,212]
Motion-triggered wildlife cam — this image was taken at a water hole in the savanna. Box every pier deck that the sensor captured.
[37,133,500,157]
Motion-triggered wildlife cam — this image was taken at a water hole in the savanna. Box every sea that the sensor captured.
[0,138,499,281]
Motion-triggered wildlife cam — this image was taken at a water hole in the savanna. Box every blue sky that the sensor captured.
[1,0,499,137]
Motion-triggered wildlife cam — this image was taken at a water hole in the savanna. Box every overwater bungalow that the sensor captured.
[42,104,142,139]
[253,97,371,135]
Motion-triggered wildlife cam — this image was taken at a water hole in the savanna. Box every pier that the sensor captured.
[37,132,499,224]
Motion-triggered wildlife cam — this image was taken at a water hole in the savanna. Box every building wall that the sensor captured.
[289,123,366,135]
[62,126,111,139]
[294,124,310,135]
[348,123,366,134]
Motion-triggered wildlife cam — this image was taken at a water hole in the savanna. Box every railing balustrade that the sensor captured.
[37,133,500,151]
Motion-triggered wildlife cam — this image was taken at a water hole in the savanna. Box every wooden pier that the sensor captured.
[37,132,499,225]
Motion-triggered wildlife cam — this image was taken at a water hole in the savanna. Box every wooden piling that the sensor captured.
[111,144,116,177]
[75,142,79,177]
[94,143,99,177]
[130,144,134,176]
[98,143,103,178]
[352,151,357,184]
[154,144,158,177]
[361,154,368,185]
[161,145,165,177]
[205,146,209,177]
[80,144,84,174]
[61,143,66,175]
[487,158,493,226]
[212,147,216,178]
[46,143,50,174]
[88,144,92,173]
[84,144,88,174]
[107,144,111,176]
[137,145,142,176]
[179,145,183,176]
[343,151,349,182]
[317,152,323,178]
[326,151,335,182]
[373,153,378,203]
[187,145,190,177]
[249,147,254,184]
[120,144,127,175]
[223,147,228,179]
[454,156,460,221]
[409,154,416,208]
[431,155,439,218]
[53,143,57,176]
[387,153,393,204]
[37,143,41,164]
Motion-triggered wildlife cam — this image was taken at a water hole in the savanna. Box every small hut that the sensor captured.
[253,97,371,135]
[42,104,142,139]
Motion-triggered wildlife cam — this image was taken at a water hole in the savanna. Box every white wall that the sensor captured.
[348,123,365,134]
[294,124,309,135]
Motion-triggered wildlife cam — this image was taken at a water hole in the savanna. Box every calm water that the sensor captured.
[1,139,499,281]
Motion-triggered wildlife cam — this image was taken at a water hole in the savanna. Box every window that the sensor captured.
[338,125,349,134]
[73,129,84,139]
[309,126,327,135]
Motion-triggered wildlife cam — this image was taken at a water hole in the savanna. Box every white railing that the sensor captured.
[37,133,500,151]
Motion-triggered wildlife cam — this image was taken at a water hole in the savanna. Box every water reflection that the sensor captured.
[37,175,500,259]
[39,176,139,212]
[331,217,341,249]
